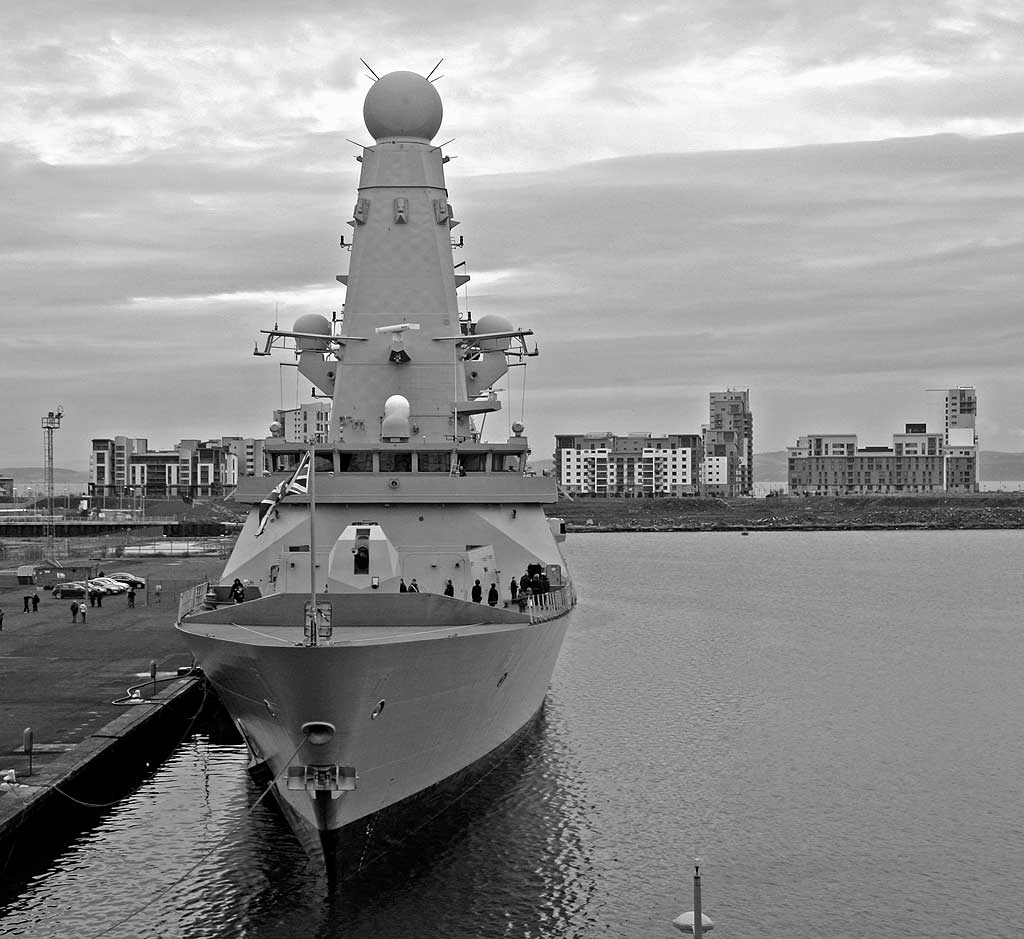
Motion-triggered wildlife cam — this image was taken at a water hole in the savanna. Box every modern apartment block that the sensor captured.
[787,387,979,495]
[273,403,333,443]
[701,389,753,496]
[222,436,269,477]
[90,436,239,498]
[555,432,703,497]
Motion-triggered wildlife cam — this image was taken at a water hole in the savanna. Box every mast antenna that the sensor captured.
[360,58,380,81]
[426,58,444,81]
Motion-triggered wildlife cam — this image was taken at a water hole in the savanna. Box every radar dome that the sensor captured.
[293,313,332,352]
[364,71,443,142]
[475,313,513,351]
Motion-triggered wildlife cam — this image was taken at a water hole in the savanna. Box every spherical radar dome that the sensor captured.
[364,71,443,142]
[293,313,332,352]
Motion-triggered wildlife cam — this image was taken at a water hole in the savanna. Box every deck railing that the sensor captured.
[177,581,211,622]
[523,584,576,623]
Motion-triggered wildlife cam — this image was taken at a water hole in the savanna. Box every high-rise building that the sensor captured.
[701,389,753,496]
[555,432,703,497]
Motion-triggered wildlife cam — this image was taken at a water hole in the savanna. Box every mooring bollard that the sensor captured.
[23,727,33,777]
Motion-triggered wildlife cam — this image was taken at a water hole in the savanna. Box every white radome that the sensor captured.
[363,71,443,141]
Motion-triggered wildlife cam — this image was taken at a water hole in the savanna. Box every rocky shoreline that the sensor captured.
[545,492,1024,532]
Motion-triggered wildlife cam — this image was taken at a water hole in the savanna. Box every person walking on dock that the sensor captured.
[78,602,87,624]
[487,583,498,606]
[127,587,136,609]
[31,592,40,613]
[23,594,30,613]
[71,601,79,623]
[509,577,518,601]
[154,584,162,604]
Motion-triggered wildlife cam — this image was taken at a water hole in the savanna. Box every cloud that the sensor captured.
[2,2,1023,466]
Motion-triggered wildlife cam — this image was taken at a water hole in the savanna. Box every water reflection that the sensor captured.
[0,697,598,939]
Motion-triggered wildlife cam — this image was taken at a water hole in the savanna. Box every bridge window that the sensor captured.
[417,452,451,473]
[338,452,373,472]
[494,453,521,472]
[460,453,487,473]
[271,452,303,472]
[379,452,412,473]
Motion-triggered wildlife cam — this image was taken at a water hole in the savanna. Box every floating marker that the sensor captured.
[673,863,714,935]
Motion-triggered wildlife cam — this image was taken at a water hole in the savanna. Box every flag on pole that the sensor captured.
[255,451,311,536]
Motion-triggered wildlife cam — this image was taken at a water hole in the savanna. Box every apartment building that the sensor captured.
[90,436,239,498]
[701,389,753,496]
[555,432,703,497]
[787,388,979,495]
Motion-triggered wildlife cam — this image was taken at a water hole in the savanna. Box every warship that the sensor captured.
[177,68,575,880]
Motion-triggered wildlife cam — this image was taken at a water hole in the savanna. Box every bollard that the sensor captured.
[23,727,33,777]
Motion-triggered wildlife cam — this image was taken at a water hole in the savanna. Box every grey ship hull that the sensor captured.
[179,592,570,876]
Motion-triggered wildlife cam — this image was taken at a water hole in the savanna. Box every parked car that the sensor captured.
[109,572,147,589]
[53,582,87,599]
[92,577,129,594]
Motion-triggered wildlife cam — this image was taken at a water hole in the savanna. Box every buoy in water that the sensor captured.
[672,911,714,934]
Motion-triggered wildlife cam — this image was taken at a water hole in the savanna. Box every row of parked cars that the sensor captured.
[51,572,147,599]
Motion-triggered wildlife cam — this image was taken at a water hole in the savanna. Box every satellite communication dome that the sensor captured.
[364,71,443,142]
[293,313,332,352]
[269,421,283,436]
[475,313,513,351]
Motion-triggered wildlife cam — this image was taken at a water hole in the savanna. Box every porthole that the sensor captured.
[389,478,400,490]
[371,699,386,719]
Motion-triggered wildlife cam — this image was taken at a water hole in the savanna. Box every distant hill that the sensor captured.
[0,467,90,484]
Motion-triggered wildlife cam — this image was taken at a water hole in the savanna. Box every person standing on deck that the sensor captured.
[487,583,498,606]
[443,580,454,597]
[399,578,408,593]
[471,580,482,603]
[509,577,518,601]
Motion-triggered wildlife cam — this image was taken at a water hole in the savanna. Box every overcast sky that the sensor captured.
[2,1,1023,470]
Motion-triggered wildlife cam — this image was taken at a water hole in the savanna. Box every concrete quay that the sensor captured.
[0,557,223,863]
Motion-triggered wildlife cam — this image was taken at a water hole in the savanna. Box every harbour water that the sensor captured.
[1,530,1022,938]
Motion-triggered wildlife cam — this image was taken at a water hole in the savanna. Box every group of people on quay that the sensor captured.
[9,570,145,625]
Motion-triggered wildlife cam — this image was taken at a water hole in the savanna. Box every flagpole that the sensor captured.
[308,442,318,647]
